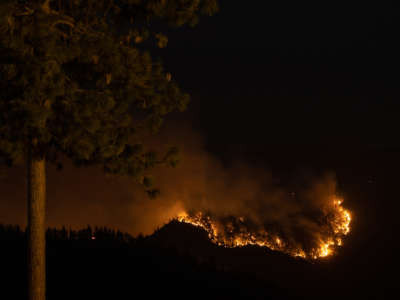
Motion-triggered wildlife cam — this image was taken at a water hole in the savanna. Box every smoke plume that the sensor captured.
[0,123,350,258]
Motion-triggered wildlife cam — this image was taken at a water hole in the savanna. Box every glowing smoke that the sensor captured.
[0,124,351,259]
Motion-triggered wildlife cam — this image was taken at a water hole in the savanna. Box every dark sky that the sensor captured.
[157,0,400,156]
[166,1,399,50]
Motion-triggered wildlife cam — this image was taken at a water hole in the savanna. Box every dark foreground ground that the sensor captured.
[1,225,290,300]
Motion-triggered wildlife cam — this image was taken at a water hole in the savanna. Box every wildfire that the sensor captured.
[176,196,351,260]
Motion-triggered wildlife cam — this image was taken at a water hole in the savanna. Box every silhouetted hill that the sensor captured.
[1,221,394,300]
[146,220,322,297]
[148,220,312,270]
[0,223,289,300]
[145,220,385,300]
[146,220,218,253]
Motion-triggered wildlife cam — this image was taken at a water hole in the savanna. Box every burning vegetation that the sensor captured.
[176,196,351,260]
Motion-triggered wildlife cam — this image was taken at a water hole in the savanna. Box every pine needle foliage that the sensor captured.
[0,0,218,193]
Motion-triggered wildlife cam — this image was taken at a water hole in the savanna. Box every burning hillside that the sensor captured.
[176,196,351,260]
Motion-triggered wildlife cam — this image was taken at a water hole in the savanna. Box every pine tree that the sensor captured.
[0,1,218,299]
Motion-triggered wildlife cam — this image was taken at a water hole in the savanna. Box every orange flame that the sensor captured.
[176,196,351,260]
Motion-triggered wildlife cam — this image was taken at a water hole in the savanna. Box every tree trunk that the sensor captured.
[27,148,46,300]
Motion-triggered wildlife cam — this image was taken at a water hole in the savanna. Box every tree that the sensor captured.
[0,1,218,299]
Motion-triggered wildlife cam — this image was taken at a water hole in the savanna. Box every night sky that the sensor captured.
[161,0,400,151]
[1,0,400,292]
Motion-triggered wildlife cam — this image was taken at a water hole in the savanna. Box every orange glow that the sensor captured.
[176,196,351,260]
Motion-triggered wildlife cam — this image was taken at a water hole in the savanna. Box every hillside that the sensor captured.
[0,220,389,300]
[0,223,288,300]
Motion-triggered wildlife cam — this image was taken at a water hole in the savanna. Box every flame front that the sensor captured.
[176,196,351,260]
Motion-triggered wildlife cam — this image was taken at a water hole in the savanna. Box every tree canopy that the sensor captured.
[0,0,218,192]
